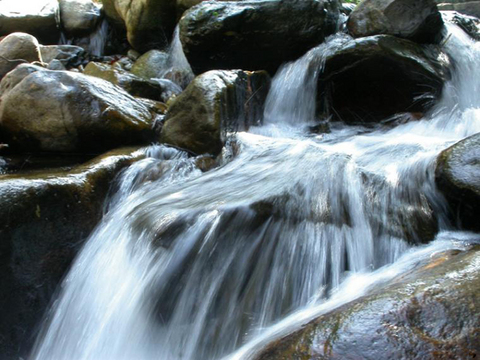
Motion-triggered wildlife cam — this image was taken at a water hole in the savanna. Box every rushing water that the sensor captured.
[31,25,480,360]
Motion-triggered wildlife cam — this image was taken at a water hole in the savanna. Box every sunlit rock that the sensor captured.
[59,0,103,37]
[0,32,42,80]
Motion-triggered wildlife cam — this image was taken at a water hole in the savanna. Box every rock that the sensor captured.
[59,0,103,36]
[435,133,480,231]
[0,64,44,97]
[47,59,67,71]
[347,0,444,44]
[39,44,86,68]
[317,35,450,123]
[442,10,480,40]
[179,0,341,75]
[0,65,156,153]
[255,246,480,360]
[131,50,169,80]
[0,33,42,80]
[161,70,271,155]
[341,2,357,15]
[102,0,177,52]
[0,0,60,45]
[0,146,146,359]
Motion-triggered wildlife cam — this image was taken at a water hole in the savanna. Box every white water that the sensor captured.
[31,25,480,360]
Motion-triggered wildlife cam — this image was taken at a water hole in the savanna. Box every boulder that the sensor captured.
[255,246,480,360]
[84,61,181,102]
[317,35,450,123]
[102,0,177,52]
[0,147,145,359]
[179,0,341,75]
[161,70,271,155]
[0,32,42,80]
[39,44,86,68]
[347,0,444,44]
[0,65,156,153]
[131,50,169,80]
[435,133,480,231]
[59,0,103,36]
[0,0,60,44]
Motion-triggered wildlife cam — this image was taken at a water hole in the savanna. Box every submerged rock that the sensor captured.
[0,65,156,153]
[0,0,60,44]
[161,70,271,155]
[102,0,177,52]
[59,0,103,36]
[0,32,42,80]
[317,35,450,123]
[0,147,145,359]
[256,246,480,360]
[347,0,444,43]
[436,133,480,232]
[179,0,341,75]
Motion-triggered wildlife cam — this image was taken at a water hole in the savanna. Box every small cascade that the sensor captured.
[31,23,480,360]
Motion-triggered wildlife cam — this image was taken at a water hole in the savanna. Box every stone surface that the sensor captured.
[0,0,60,44]
[256,246,480,360]
[59,0,103,36]
[0,147,146,359]
[39,44,86,68]
[317,35,450,123]
[179,0,341,75]
[161,70,271,155]
[347,0,444,43]
[131,50,169,80]
[442,10,480,40]
[0,65,156,153]
[0,32,42,80]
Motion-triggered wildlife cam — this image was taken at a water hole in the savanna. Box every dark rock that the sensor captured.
[39,45,86,68]
[161,70,271,155]
[317,35,450,123]
[0,147,145,359]
[179,0,341,75]
[347,0,444,44]
[0,0,60,45]
[255,247,480,360]
[435,133,480,231]
[0,65,156,153]
[59,0,103,36]
[0,32,41,80]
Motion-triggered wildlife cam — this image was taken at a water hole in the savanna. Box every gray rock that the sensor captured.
[131,50,169,80]
[179,0,341,75]
[347,0,444,44]
[39,44,86,68]
[161,70,271,155]
[59,0,103,36]
[0,32,41,80]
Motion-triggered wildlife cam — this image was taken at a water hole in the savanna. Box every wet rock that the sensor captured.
[39,44,86,68]
[59,0,103,36]
[442,10,480,40]
[0,0,60,45]
[102,0,177,52]
[317,35,450,123]
[179,0,341,75]
[0,146,146,359]
[448,1,480,18]
[0,32,42,80]
[0,66,156,153]
[0,64,44,96]
[256,247,480,360]
[131,50,169,80]
[347,0,444,44]
[436,133,480,231]
[161,70,270,155]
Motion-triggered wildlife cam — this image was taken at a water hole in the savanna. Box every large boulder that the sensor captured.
[0,32,42,80]
[0,0,60,44]
[435,133,480,231]
[0,147,145,359]
[59,0,103,36]
[0,65,157,153]
[255,246,480,360]
[347,0,444,44]
[179,0,341,75]
[317,35,450,123]
[161,70,271,155]
[102,0,177,52]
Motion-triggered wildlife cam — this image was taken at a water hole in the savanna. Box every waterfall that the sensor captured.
[30,24,480,360]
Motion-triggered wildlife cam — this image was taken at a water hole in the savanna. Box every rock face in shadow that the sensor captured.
[255,247,480,360]
[317,35,450,123]
[347,0,444,44]
[0,147,146,359]
[0,65,157,153]
[436,132,480,231]
[179,0,341,75]
[161,70,271,155]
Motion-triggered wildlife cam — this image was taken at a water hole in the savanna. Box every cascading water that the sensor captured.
[31,24,480,360]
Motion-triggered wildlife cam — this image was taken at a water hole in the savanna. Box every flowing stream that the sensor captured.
[31,25,480,360]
